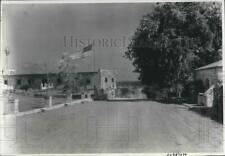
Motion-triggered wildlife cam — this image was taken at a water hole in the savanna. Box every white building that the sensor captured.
[195,60,222,89]
[194,60,222,107]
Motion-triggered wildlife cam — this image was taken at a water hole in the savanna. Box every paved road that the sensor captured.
[11,101,223,153]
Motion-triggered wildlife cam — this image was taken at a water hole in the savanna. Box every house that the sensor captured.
[195,60,222,90]
[194,60,223,107]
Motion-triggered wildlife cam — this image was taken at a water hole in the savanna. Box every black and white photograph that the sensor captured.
[0,0,224,155]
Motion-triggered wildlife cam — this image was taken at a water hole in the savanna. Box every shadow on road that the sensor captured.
[189,107,223,124]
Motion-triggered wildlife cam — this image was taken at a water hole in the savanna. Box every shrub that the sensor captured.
[53,94,67,98]
[93,93,107,100]
[143,86,157,99]
[183,80,204,103]
[72,94,81,99]
[120,88,130,97]
[20,84,29,91]
[211,84,223,123]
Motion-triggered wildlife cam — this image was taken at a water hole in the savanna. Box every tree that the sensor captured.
[125,2,222,96]
[58,52,77,95]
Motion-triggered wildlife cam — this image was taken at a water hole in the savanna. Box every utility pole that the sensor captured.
[93,46,95,71]
[4,48,10,91]
[44,62,49,101]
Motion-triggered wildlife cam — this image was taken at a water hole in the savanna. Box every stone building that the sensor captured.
[3,73,58,90]
[2,69,117,99]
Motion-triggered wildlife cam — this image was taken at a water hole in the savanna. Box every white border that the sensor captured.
[0,0,224,155]
[1,0,224,4]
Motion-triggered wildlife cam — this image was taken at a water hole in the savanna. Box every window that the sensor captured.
[85,94,88,98]
[42,79,47,84]
[205,78,210,90]
[86,79,91,84]
[105,77,108,83]
[28,79,33,85]
[57,78,62,84]
[17,79,21,85]
[111,78,114,82]
[4,80,8,85]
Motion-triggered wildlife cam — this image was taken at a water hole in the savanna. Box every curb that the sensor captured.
[12,98,93,117]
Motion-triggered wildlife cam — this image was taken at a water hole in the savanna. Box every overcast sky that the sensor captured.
[2,3,155,81]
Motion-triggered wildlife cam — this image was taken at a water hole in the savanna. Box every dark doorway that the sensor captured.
[42,78,47,84]
[205,78,210,90]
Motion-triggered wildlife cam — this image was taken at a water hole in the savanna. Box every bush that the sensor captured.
[143,86,157,99]
[120,88,130,97]
[20,84,29,91]
[211,84,223,123]
[72,94,81,99]
[93,93,107,100]
[183,80,204,103]
[34,93,48,99]
[53,94,67,98]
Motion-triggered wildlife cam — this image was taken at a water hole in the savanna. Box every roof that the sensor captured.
[3,71,98,77]
[195,60,222,71]
[2,69,114,76]
[117,81,145,87]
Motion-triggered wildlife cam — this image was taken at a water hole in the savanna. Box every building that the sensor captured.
[2,69,117,99]
[195,60,222,89]
[116,81,147,99]
[194,60,223,107]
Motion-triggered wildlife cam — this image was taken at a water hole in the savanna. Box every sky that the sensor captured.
[2,3,155,81]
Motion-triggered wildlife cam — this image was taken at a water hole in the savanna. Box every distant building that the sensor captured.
[2,69,117,99]
[116,81,147,99]
[195,60,222,89]
[0,69,16,93]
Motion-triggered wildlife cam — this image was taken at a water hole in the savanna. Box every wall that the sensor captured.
[81,90,94,99]
[195,67,222,89]
[3,70,117,100]
[99,69,117,90]
[4,74,59,90]
[3,71,106,92]
[76,72,98,93]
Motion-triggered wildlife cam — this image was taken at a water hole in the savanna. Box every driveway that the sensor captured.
[7,101,223,153]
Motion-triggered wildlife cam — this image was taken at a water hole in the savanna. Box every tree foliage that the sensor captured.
[58,52,77,94]
[125,2,222,89]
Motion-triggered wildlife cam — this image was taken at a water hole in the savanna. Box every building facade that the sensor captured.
[3,69,117,99]
[195,60,222,89]
[194,60,223,107]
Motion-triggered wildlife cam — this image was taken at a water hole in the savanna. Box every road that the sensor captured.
[10,101,223,153]
[3,93,66,114]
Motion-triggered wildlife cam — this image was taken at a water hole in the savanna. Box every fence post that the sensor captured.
[14,99,19,114]
[70,94,72,104]
[49,96,52,107]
